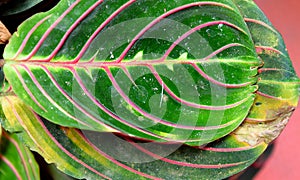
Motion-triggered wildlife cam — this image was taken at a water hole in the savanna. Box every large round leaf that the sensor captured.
[3,0,260,146]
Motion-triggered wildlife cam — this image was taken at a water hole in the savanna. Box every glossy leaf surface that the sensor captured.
[3,0,260,146]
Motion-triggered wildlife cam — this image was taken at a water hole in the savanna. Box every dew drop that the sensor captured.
[65,81,71,86]
[138,116,144,121]
[218,24,223,29]
[110,51,114,59]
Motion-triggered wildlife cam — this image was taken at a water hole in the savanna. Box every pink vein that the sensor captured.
[199,143,262,152]
[255,46,284,56]
[105,67,242,130]
[42,0,105,61]
[0,155,22,180]
[74,129,161,180]
[256,91,284,100]
[12,66,46,111]
[3,132,30,179]
[16,65,92,128]
[12,15,51,60]
[258,68,280,73]
[22,0,81,61]
[126,138,246,169]
[190,63,251,88]
[72,0,137,63]
[147,65,251,110]
[244,18,277,33]
[114,2,234,63]
[159,21,246,62]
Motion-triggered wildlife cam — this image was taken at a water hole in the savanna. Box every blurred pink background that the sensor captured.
[254,0,300,179]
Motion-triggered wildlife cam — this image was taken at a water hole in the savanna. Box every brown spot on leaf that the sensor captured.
[233,106,295,146]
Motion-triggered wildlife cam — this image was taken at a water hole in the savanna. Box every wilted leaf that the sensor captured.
[0,21,11,44]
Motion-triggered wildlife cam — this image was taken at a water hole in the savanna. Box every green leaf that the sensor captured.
[3,0,260,146]
[1,0,298,179]
[1,94,266,179]
[0,128,40,180]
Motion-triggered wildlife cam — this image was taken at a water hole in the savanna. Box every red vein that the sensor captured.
[147,65,252,110]
[22,0,81,61]
[114,2,235,63]
[3,132,30,179]
[16,65,92,128]
[126,138,247,169]
[12,15,51,60]
[42,0,105,61]
[12,66,46,111]
[72,0,137,63]
[73,130,161,180]
[0,155,22,180]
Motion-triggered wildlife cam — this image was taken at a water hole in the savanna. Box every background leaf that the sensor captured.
[0,94,267,179]
[0,0,44,16]
[0,128,40,180]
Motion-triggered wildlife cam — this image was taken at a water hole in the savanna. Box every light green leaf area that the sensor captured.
[3,0,260,146]
[0,128,40,180]
[0,94,267,180]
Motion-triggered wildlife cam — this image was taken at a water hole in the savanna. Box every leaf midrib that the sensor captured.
[4,58,259,68]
